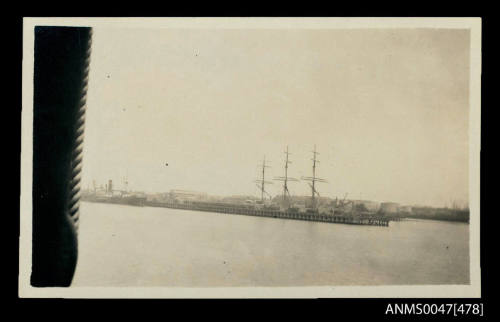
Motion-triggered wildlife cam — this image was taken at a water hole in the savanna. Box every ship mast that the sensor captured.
[283,146,290,200]
[274,146,298,206]
[301,145,327,210]
[255,156,272,202]
[121,168,129,195]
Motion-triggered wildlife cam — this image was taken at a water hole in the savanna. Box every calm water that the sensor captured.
[72,202,469,287]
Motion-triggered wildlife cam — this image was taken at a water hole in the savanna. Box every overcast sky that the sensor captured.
[81,28,470,207]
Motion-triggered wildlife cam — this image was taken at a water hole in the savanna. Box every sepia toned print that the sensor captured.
[20,18,481,298]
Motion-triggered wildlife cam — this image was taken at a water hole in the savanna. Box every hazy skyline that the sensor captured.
[81,28,470,208]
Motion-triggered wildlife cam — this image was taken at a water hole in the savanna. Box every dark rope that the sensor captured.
[68,28,92,232]
[31,26,92,287]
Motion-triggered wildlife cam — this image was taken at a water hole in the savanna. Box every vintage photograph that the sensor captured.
[20,18,481,298]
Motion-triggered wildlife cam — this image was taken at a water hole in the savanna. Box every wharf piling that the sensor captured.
[145,201,390,227]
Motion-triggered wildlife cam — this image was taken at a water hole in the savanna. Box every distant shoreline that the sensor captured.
[397,211,469,224]
[401,216,469,224]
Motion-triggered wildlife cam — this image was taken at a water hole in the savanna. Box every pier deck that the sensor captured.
[145,201,391,227]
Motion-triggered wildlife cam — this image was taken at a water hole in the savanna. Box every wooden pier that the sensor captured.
[145,201,391,227]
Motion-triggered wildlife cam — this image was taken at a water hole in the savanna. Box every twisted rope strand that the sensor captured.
[68,29,92,231]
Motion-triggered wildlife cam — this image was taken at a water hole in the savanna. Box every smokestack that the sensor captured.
[108,180,113,193]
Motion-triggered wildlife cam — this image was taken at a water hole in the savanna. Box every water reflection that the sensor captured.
[72,202,469,287]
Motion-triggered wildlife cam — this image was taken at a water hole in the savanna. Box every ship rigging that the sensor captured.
[274,145,298,208]
[255,155,273,202]
[301,145,328,210]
